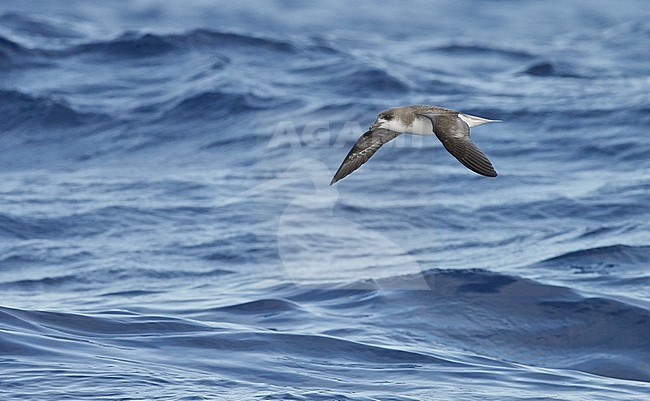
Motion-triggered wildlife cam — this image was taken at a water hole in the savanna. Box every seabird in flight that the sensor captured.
[331,105,500,185]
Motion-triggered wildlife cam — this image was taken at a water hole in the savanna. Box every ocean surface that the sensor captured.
[1,1,649,399]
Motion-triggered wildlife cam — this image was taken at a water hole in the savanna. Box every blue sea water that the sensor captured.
[1,0,649,399]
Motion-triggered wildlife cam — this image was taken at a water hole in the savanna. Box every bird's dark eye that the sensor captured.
[383,114,393,121]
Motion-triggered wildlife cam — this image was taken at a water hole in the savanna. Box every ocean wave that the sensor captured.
[535,244,650,270]
[0,274,80,291]
[162,90,295,121]
[520,61,584,78]
[0,12,85,40]
[187,29,296,52]
[0,35,29,67]
[0,250,92,270]
[0,206,164,240]
[4,268,648,382]
[0,306,208,337]
[71,29,296,60]
[0,305,457,366]
[0,266,233,290]
[367,269,650,381]
[1,268,649,395]
[0,89,109,131]
[74,32,177,58]
[473,195,646,223]
[321,66,410,95]
[430,43,536,60]
[213,298,302,314]
[180,234,278,263]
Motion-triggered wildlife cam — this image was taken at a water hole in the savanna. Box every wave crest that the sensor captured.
[0,89,108,130]
[0,35,31,68]
[73,29,296,59]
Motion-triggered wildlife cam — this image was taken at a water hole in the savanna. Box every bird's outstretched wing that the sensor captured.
[417,112,497,177]
[330,128,402,185]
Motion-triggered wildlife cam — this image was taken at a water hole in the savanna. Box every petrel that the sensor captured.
[331,105,500,185]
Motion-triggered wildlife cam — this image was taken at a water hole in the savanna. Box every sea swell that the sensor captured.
[1,269,649,386]
[1,1,649,400]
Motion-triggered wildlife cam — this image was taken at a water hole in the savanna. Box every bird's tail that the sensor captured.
[458,113,502,127]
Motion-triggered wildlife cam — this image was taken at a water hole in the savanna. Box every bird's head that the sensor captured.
[370,111,395,131]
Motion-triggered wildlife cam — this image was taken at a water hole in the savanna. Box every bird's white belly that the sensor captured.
[408,116,435,135]
[383,117,434,135]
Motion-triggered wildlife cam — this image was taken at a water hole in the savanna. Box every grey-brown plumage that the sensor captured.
[330,105,499,185]
[330,128,402,185]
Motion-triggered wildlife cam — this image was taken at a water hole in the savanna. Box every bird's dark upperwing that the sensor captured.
[330,128,402,185]
[417,112,497,177]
